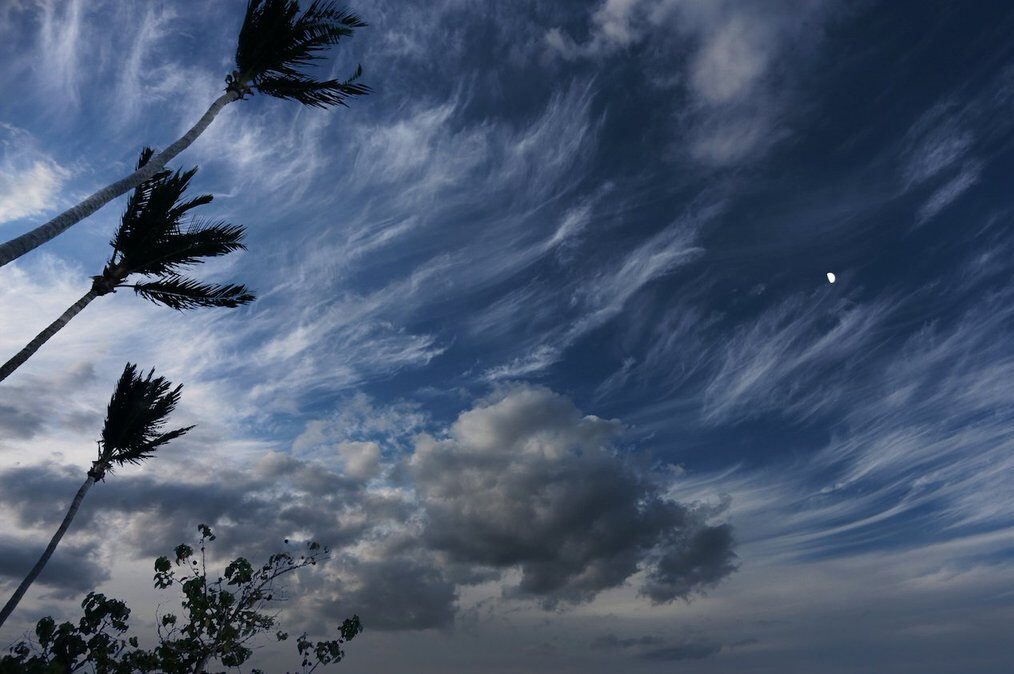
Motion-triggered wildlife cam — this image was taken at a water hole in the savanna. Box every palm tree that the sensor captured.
[0,149,255,384]
[0,363,193,629]
[0,0,369,268]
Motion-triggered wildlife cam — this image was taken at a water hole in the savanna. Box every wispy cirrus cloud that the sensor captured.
[666,241,1014,567]
[899,66,1014,226]
[701,291,896,424]
[483,208,708,380]
[34,0,87,106]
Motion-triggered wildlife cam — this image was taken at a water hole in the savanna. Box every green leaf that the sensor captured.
[34,616,56,646]
[174,544,193,563]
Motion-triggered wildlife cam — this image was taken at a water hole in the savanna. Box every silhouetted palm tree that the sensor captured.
[0,364,193,629]
[0,0,369,268]
[0,149,254,384]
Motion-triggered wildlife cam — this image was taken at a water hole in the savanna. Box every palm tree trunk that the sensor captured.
[0,288,100,384]
[0,473,96,629]
[0,90,240,269]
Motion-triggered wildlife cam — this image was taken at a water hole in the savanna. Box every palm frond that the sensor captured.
[123,220,248,277]
[254,66,370,107]
[234,0,368,107]
[113,148,172,258]
[131,276,256,310]
[100,364,194,468]
[166,192,215,224]
[110,166,217,278]
[141,166,206,230]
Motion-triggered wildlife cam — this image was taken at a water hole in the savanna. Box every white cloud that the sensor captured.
[0,125,69,226]
[916,161,981,224]
[689,12,770,105]
[337,440,383,480]
[898,66,1014,224]
[34,0,86,105]
[546,0,834,167]
[112,3,179,126]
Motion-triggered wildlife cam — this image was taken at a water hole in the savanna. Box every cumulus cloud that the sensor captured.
[0,386,734,629]
[335,440,382,481]
[410,385,736,606]
[292,393,428,457]
[324,557,458,631]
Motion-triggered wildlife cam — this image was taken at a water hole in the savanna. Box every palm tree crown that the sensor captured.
[0,1,371,270]
[96,148,255,310]
[0,149,254,385]
[229,0,370,107]
[93,363,194,480]
[0,363,192,629]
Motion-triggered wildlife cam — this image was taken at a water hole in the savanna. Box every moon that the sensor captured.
[826,272,836,284]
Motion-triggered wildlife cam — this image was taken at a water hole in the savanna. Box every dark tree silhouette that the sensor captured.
[0,0,369,268]
[0,364,192,629]
[0,526,362,673]
[0,148,254,384]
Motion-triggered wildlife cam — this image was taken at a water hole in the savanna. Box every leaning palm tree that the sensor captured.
[0,149,255,384]
[0,0,369,268]
[0,363,193,629]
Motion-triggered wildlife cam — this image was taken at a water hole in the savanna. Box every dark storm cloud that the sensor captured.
[325,557,458,631]
[592,633,663,650]
[593,632,723,662]
[0,385,735,632]
[0,534,107,596]
[640,641,722,661]
[0,365,98,445]
[0,457,446,631]
[409,385,736,606]
[0,462,259,537]
[0,457,372,560]
[0,401,45,439]
[642,522,737,603]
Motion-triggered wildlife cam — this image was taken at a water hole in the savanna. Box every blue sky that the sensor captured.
[2,0,1014,671]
